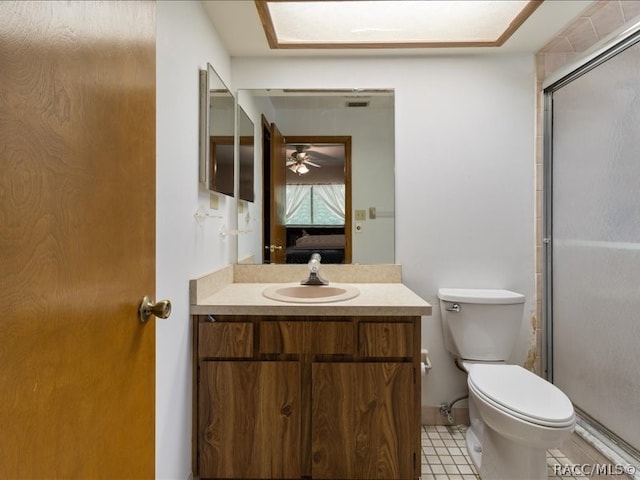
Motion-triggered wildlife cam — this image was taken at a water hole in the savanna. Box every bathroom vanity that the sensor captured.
[190,265,431,480]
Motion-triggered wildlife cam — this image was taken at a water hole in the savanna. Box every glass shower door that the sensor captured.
[548,36,640,454]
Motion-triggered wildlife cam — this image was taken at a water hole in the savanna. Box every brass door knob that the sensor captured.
[138,296,172,323]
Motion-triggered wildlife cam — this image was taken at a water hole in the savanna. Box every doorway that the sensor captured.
[262,129,352,264]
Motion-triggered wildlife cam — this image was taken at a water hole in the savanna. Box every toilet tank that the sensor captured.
[438,288,525,361]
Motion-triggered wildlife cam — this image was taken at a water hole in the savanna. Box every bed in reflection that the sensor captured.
[286,227,345,264]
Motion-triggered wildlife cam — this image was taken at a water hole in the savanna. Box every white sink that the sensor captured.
[262,283,360,303]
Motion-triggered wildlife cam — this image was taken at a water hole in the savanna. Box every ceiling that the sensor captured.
[249,89,394,109]
[201,0,595,57]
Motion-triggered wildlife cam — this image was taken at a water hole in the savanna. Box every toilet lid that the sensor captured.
[437,288,525,304]
[468,364,575,427]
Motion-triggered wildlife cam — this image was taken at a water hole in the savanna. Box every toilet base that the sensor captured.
[466,424,548,480]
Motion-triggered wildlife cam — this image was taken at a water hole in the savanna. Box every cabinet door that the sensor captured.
[199,361,300,479]
[311,362,415,480]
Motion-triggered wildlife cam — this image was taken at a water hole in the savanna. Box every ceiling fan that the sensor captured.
[286,145,321,175]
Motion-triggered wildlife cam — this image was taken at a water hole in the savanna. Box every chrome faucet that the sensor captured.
[301,253,329,285]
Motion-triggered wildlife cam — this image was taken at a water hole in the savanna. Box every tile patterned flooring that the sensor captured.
[421,425,632,480]
[421,425,477,479]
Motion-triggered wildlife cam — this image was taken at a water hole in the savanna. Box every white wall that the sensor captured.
[156,2,235,478]
[233,55,536,413]
[393,56,536,409]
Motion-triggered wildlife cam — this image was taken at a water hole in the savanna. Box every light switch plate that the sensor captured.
[355,209,366,221]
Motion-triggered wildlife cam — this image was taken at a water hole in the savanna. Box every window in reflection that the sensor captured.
[286,184,345,226]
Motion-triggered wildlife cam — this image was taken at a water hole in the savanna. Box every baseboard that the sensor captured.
[422,405,470,426]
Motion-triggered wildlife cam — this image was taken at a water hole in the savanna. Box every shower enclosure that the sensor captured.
[543,23,640,462]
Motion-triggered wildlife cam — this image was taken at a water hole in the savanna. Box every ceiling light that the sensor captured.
[255,1,541,49]
[288,162,310,175]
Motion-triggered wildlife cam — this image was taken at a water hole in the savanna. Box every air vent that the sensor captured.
[345,100,370,108]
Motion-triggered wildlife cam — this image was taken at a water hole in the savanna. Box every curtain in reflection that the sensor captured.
[286,184,308,221]
[314,184,345,221]
[285,184,345,225]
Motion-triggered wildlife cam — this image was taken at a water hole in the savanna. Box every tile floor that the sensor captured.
[421,425,632,480]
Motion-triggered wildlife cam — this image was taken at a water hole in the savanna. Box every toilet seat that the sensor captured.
[468,364,575,428]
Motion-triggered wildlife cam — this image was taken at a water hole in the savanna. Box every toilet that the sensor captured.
[438,288,575,480]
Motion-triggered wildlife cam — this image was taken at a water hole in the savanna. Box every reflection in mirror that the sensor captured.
[284,138,350,265]
[237,105,257,264]
[237,89,395,265]
[238,106,255,202]
[199,63,234,196]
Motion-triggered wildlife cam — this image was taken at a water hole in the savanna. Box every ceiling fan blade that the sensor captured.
[286,160,296,166]
[301,151,336,162]
[305,160,321,168]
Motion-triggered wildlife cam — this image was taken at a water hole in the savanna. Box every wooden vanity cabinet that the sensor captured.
[193,315,422,480]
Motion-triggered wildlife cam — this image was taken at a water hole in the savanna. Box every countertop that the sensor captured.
[191,281,432,317]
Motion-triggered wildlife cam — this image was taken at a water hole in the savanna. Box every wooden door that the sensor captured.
[311,363,415,480]
[270,122,287,263]
[261,116,273,263]
[0,2,157,478]
[198,362,301,478]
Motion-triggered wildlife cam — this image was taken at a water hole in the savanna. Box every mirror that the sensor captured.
[199,63,234,196]
[237,89,395,265]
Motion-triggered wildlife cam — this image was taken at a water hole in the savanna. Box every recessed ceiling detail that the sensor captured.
[255,0,543,49]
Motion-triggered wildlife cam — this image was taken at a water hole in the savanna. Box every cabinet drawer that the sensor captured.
[358,322,413,357]
[199,322,253,358]
[260,321,353,355]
